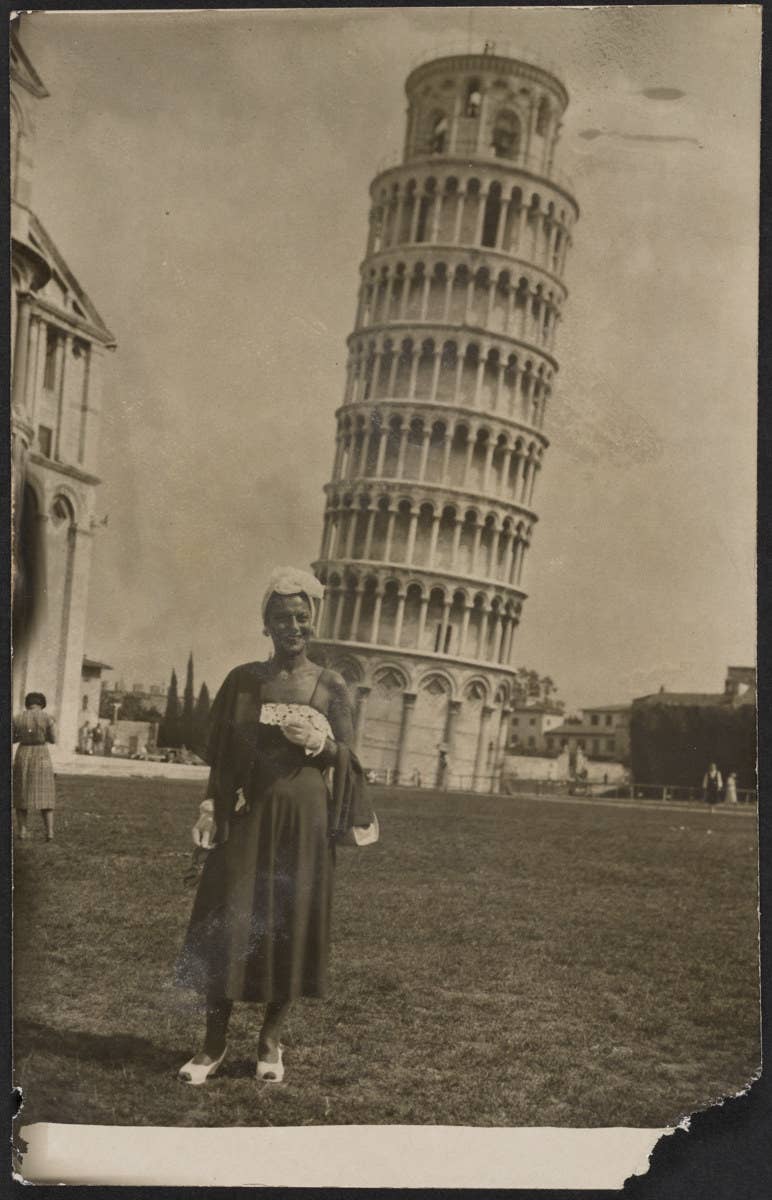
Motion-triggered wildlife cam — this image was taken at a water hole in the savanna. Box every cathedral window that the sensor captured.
[37,425,53,458]
[43,327,59,390]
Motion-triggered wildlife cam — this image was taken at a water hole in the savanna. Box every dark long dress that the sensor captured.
[177,662,371,1003]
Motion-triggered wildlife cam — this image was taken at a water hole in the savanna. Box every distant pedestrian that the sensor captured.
[12,692,57,841]
[103,728,113,757]
[725,771,738,804]
[702,763,723,805]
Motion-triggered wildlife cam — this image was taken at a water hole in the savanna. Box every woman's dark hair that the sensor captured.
[24,692,46,709]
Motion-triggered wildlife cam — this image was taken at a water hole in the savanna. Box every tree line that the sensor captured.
[158,653,211,751]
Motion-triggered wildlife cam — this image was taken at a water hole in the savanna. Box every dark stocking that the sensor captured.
[203,995,233,1059]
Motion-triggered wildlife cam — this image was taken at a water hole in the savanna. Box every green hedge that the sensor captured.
[630,703,756,789]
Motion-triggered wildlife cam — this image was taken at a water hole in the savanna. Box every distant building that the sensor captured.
[100,680,167,718]
[509,703,565,752]
[80,657,112,724]
[545,704,631,762]
[634,665,756,712]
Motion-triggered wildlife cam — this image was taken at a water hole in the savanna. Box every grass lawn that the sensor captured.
[13,778,759,1129]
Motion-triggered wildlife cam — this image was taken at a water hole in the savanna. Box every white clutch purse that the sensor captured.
[338,811,380,847]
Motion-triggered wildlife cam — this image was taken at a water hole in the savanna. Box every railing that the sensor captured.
[371,150,576,200]
[407,41,562,81]
[363,769,758,805]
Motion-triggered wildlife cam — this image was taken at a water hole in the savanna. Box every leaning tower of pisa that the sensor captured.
[313,46,578,790]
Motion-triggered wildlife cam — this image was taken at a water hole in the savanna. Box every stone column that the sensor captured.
[416,593,430,648]
[441,427,454,480]
[383,508,396,561]
[473,354,486,407]
[459,604,472,656]
[354,684,371,755]
[396,426,409,476]
[370,588,384,643]
[54,523,96,754]
[394,692,417,783]
[438,697,463,787]
[393,588,407,647]
[473,705,495,792]
[474,188,489,244]
[332,589,345,640]
[493,612,506,662]
[464,434,476,488]
[12,294,31,409]
[452,189,465,243]
[344,509,357,558]
[375,429,388,476]
[517,204,529,253]
[418,429,431,480]
[451,514,463,563]
[471,522,482,576]
[363,507,376,559]
[351,587,364,641]
[482,439,496,494]
[494,706,513,790]
[405,511,419,563]
[428,512,441,568]
[420,273,431,320]
[54,332,71,461]
[438,597,452,655]
[429,351,442,403]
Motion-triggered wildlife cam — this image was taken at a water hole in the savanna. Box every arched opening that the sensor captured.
[415,179,436,243]
[429,111,448,154]
[465,79,482,117]
[401,583,423,649]
[436,340,458,402]
[536,96,551,137]
[481,181,503,247]
[492,109,521,158]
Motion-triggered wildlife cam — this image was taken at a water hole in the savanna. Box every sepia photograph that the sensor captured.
[9,4,761,1188]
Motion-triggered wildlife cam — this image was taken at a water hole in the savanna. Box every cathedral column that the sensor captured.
[473,704,495,791]
[429,192,442,243]
[418,430,431,481]
[504,614,517,664]
[454,348,466,404]
[463,433,476,488]
[12,294,32,410]
[441,425,453,481]
[476,602,488,658]
[517,541,528,585]
[394,691,417,783]
[493,612,506,662]
[353,684,371,754]
[54,332,71,461]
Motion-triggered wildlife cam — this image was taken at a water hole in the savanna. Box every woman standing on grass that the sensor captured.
[176,567,373,1085]
[12,692,57,842]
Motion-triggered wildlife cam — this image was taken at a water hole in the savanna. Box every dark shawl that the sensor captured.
[202,660,372,846]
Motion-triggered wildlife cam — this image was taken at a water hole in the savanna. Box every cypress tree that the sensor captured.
[159,668,181,748]
[193,681,211,756]
[182,652,195,748]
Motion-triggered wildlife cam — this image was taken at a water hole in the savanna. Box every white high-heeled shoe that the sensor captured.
[178,1045,227,1086]
[256,1044,284,1083]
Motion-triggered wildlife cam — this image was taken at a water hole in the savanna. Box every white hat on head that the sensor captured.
[261,567,324,622]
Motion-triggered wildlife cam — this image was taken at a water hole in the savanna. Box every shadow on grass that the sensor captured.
[15,1018,264,1084]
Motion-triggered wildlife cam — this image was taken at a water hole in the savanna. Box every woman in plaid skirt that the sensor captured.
[13,692,57,841]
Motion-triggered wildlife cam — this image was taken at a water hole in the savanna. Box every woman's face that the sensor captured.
[266,593,313,658]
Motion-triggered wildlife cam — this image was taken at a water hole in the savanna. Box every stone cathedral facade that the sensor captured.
[312,47,579,788]
[11,28,115,752]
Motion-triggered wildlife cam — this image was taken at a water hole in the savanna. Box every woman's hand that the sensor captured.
[280,714,327,756]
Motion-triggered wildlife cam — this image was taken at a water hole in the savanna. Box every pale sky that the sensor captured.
[19,5,759,710]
